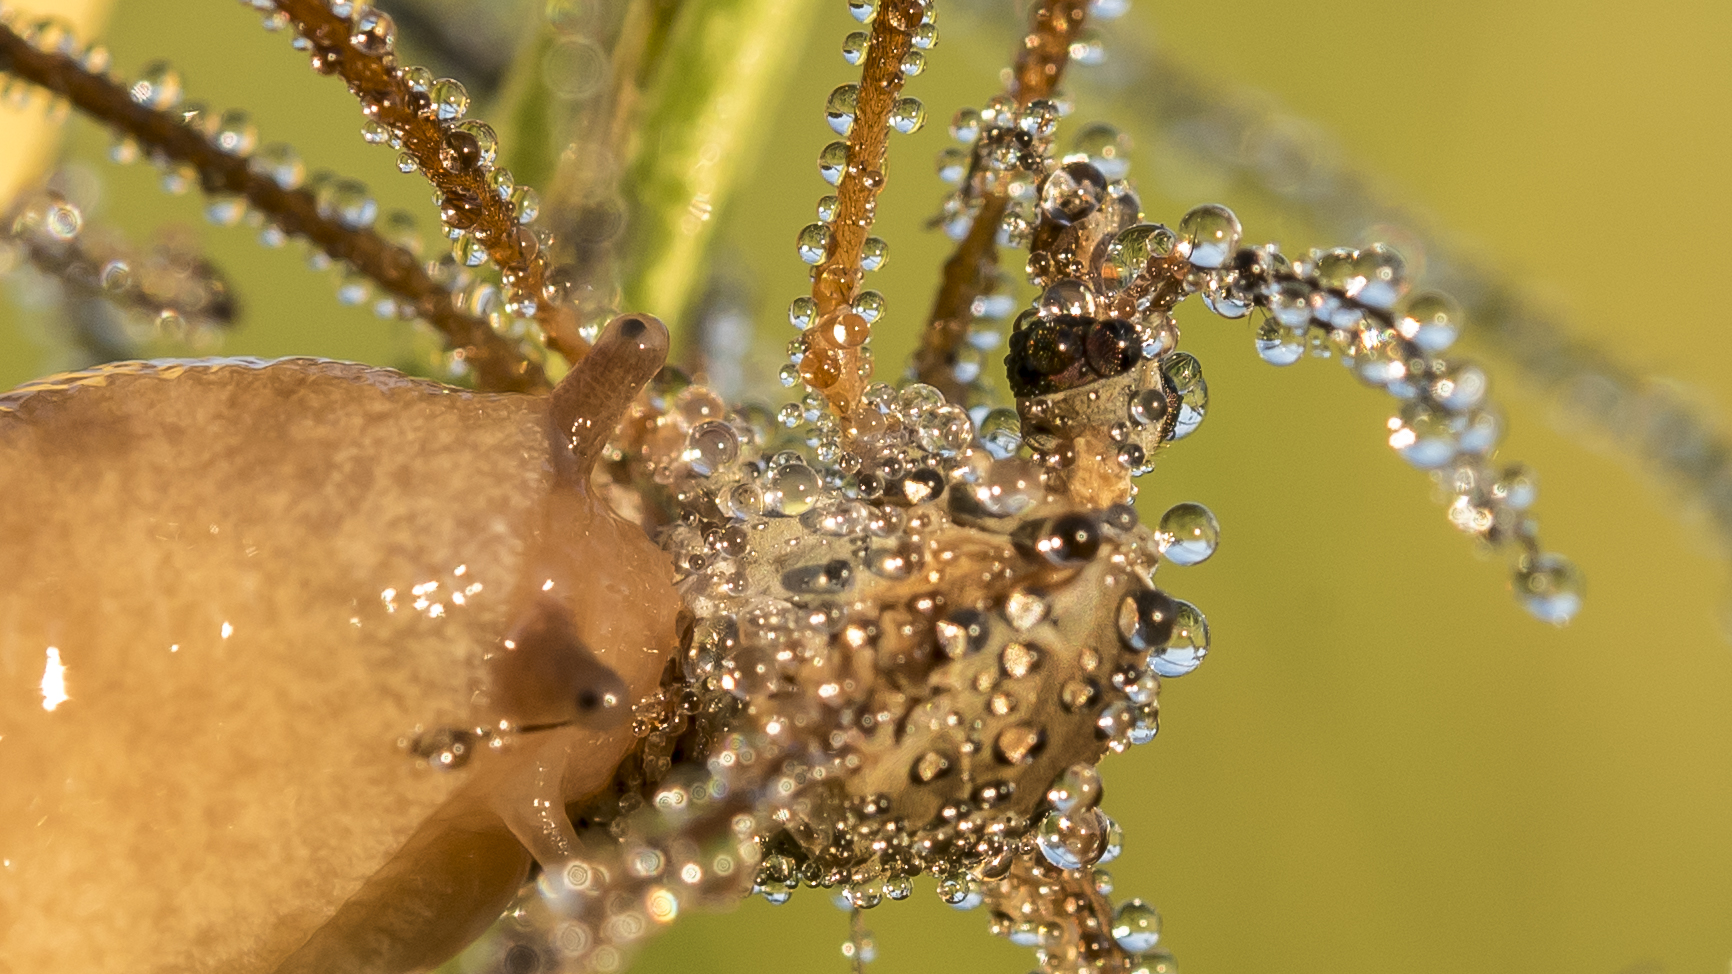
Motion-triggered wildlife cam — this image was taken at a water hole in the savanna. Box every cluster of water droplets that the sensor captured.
[526,339,1220,974]
[1179,204,1582,623]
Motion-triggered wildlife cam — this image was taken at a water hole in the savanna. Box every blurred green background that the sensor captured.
[4,2,1731,973]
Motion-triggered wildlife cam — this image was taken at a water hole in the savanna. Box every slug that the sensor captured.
[0,315,679,974]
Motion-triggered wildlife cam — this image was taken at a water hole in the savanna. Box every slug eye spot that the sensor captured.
[575,685,623,715]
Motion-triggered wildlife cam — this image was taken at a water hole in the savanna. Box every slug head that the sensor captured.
[485,316,679,751]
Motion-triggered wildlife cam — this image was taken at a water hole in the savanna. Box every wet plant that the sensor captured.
[1,2,1727,974]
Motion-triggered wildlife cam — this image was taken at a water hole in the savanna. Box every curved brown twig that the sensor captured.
[268,0,586,365]
[0,21,547,393]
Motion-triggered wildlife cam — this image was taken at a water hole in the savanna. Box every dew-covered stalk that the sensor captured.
[0,18,547,393]
[620,0,817,329]
[795,0,930,420]
[916,0,1089,400]
[266,0,582,364]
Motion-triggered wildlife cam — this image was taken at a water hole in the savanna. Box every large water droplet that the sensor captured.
[1177,203,1240,269]
[350,6,397,56]
[1387,403,1457,469]
[1071,121,1131,179]
[796,223,832,265]
[825,84,859,135]
[1162,353,1208,439]
[1112,899,1163,953]
[430,77,470,121]
[128,61,182,110]
[1254,315,1304,366]
[889,96,926,134]
[860,236,889,272]
[978,409,1022,459]
[975,459,1045,516]
[841,30,869,65]
[1156,502,1219,566]
[1039,161,1107,225]
[1036,806,1109,870]
[1148,600,1208,677]
[1117,589,1176,651]
[211,109,256,155]
[765,463,821,516]
[818,142,849,185]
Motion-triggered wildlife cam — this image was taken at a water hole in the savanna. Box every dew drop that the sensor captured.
[1162,353,1208,439]
[935,609,988,659]
[1045,763,1102,812]
[129,61,181,110]
[1156,502,1219,566]
[1112,899,1163,953]
[796,223,832,265]
[1071,121,1131,179]
[211,109,256,155]
[825,84,859,136]
[975,459,1045,516]
[860,236,889,272]
[350,6,397,56]
[766,463,821,516]
[949,107,981,143]
[889,96,926,134]
[1102,223,1176,292]
[1387,402,1457,469]
[999,640,1040,677]
[1397,291,1461,353]
[1253,315,1304,366]
[1514,554,1583,625]
[510,184,540,223]
[979,408,1022,459]
[430,77,470,121]
[994,724,1044,765]
[1039,161,1107,225]
[1038,278,1096,318]
[841,30,870,64]
[1148,600,1208,677]
[685,422,740,476]
[1036,806,1109,870]
[818,141,849,185]
[43,198,81,240]
[1117,589,1176,651]
[1177,203,1241,270]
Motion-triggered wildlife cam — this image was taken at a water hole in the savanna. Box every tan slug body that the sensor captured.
[0,316,678,974]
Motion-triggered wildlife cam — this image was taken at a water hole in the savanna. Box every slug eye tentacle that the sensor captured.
[491,596,631,732]
[549,313,670,485]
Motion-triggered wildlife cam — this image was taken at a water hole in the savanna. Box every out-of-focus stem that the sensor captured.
[621,0,817,330]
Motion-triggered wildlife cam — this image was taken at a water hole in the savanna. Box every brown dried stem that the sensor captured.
[268,0,586,364]
[916,0,1089,398]
[0,22,547,393]
[797,0,925,419]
